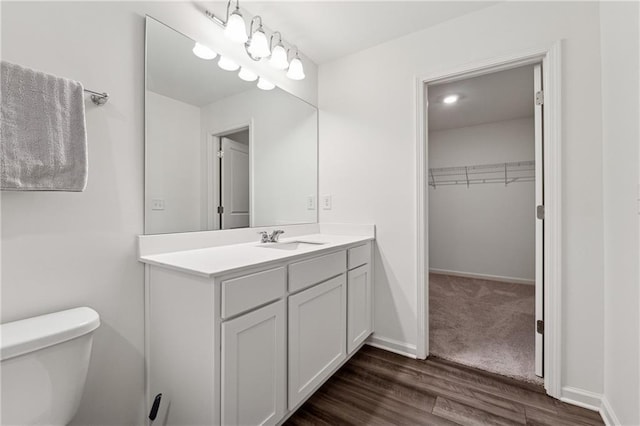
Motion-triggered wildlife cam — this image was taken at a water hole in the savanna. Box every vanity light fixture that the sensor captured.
[192,42,217,60]
[257,77,275,90]
[218,56,240,71]
[443,94,460,104]
[204,5,306,84]
[224,0,248,44]
[246,16,271,59]
[269,32,289,70]
[286,48,305,81]
[238,67,258,82]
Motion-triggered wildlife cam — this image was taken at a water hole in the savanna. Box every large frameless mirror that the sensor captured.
[144,16,318,234]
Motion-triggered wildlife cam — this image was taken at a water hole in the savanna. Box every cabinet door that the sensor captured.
[288,274,347,409]
[347,264,372,354]
[222,300,286,426]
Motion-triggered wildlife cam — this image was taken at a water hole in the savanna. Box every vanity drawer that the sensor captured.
[222,267,286,319]
[348,243,370,270]
[289,251,346,293]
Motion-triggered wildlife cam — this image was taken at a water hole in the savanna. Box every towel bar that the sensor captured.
[83,89,108,106]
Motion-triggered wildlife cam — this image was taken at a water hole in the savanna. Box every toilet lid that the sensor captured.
[1,307,100,361]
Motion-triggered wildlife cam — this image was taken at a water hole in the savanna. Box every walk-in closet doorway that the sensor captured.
[429,63,543,385]
[415,44,562,398]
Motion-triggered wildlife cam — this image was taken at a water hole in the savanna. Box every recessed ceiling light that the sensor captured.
[443,94,459,104]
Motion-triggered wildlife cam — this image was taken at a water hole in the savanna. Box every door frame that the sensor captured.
[205,120,254,231]
[415,42,562,398]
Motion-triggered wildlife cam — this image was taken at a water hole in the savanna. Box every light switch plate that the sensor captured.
[306,196,315,210]
[322,195,332,210]
[151,199,165,211]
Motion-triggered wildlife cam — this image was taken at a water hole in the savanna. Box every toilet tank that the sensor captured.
[1,307,100,426]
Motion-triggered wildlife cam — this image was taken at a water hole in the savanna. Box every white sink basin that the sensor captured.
[257,241,327,251]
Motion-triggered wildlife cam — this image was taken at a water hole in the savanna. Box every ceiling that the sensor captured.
[428,65,535,132]
[146,17,256,107]
[229,1,500,64]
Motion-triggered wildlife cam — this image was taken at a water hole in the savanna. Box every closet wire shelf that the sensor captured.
[429,160,535,188]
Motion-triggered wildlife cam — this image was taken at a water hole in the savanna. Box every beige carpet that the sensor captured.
[429,273,543,385]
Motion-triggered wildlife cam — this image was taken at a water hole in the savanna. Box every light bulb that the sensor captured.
[286,56,305,80]
[443,94,459,104]
[238,67,258,82]
[224,10,248,44]
[218,56,239,71]
[257,77,275,91]
[247,29,270,59]
[269,44,289,70]
[192,42,217,60]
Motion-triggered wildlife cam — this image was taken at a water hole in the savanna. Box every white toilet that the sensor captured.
[1,307,100,426]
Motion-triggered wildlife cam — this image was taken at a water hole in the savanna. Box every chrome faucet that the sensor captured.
[258,230,285,243]
[270,230,285,242]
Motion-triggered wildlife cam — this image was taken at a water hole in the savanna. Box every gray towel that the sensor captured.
[1,61,88,191]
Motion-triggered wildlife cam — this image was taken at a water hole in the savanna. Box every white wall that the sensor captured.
[146,90,201,234]
[0,2,317,425]
[200,87,317,228]
[600,2,640,425]
[429,117,535,282]
[319,1,605,396]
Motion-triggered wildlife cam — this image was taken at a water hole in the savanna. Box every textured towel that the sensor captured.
[1,61,87,191]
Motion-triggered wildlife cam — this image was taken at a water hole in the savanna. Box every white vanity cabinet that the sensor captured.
[287,250,348,408]
[346,244,373,354]
[144,238,373,426]
[220,267,288,425]
[288,274,347,408]
[347,264,372,353]
[222,299,286,426]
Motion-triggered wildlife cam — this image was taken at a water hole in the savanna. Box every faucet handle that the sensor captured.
[270,230,285,242]
[257,231,270,243]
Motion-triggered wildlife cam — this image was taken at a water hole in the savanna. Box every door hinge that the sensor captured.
[535,90,544,106]
[217,150,224,158]
[217,206,224,214]
[537,320,544,334]
[536,205,545,220]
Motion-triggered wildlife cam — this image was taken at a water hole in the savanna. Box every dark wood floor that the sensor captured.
[285,345,604,426]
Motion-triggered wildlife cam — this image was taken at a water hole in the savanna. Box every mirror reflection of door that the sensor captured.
[219,133,250,229]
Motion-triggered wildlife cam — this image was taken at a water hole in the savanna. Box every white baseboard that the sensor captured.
[561,386,602,411]
[366,335,417,359]
[599,396,621,426]
[429,268,535,285]
[560,387,624,425]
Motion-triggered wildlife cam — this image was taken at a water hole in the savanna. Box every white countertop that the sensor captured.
[138,233,373,278]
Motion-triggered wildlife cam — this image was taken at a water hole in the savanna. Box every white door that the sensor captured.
[534,63,544,378]
[347,264,372,354]
[221,300,286,426]
[288,275,347,409]
[221,137,250,229]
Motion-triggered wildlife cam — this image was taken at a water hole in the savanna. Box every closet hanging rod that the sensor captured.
[84,89,109,106]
